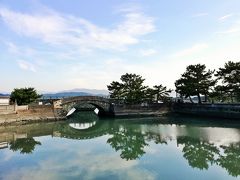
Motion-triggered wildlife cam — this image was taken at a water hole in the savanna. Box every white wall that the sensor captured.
[17,105,28,111]
[0,98,10,105]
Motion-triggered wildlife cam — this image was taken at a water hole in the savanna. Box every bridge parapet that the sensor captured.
[62,96,109,105]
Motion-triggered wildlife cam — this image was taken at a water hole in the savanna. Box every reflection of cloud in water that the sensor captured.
[141,124,240,145]
[69,121,97,130]
[3,144,155,180]
[1,150,15,162]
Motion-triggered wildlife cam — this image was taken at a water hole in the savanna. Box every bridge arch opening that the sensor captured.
[74,102,106,116]
[65,102,114,117]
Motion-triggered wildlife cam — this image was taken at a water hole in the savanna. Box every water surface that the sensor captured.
[0,112,240,180]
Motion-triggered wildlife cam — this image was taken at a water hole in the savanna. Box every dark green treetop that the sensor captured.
[107,73,147,104]
[215,61,240,102]
[153,85,172,102]
[107,73,171,104]
[175,64,216,103]
[10,87,42,105]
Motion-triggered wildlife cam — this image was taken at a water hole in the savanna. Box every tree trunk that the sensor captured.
[229,92,233,103]
[189,96,194,103]
[197,93,202,104]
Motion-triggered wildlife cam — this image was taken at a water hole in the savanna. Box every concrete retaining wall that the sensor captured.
[114,103,170,117]
[0,105,64,125]
[0,105,15,114]
[17,105,28,111]
[173,103,240,119]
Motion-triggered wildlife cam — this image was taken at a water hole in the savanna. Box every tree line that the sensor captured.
[9,60,240,105]
[107,73,171,104]
[108,61,240,104]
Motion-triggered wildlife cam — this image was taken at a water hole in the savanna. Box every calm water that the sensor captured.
[0,112,240,180]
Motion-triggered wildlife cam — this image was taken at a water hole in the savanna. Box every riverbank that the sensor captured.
[0,105,65,125]
[2,102,240,126]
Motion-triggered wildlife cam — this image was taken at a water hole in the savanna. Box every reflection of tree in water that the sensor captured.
[217,143,240,177]
[177,137,219,170]
[9,138,41,154]
[145,133,167,144]
[107,127,148,161]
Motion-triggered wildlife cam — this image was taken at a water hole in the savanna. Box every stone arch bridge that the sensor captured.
[57,96,115,117]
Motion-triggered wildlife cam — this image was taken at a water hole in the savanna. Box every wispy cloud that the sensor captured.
[218,13,233,21]
[192,13,208,18]
[5,42,19,54]
[173,43,208,58]
[217,27,240,34]
[0,7,155,51]
[216,16,240,34]
[17,60,36,72]
[140,49,157,56]
[5,41,36,56]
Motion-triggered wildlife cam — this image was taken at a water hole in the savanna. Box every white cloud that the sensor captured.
[0,7,155,51]
[17,60,36,72]
[218,13,233,21]
[140,49,157,56]
[173,43,208,58]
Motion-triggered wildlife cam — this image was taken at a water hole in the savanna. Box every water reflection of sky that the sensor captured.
[69,121,97,130]
[0,136,154,180]
[0,119,240,179]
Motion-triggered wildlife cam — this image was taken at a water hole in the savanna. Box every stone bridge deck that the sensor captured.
[61,96,109,104]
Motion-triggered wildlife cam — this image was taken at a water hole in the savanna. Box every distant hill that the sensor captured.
[60,88,108,95]
[42,90,108,99]
[0,93,10,97]
[42,92,91,99]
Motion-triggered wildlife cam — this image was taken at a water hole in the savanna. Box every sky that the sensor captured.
[0,0,240,93]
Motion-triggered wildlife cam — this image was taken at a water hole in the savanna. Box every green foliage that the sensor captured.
[107,81,124,100]
[107,73,171,104]
[153,85,172,102]
[144,88,156,103]
[107,127,148,160]
[10,87,42,105]
[215,61,240,102]
[107,73,147,104]
[145,85,172,103]
[178,137,219,170]
[175,64,216,103]
[217,143,240,177]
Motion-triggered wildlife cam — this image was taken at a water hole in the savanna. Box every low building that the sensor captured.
[0,96,10,105]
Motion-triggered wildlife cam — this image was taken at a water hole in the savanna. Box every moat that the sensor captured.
[0,112,240,179]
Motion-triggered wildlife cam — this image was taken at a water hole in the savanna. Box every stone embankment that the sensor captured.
[172,103,240,119]
[0,105,64,125]
[114,103,170,117]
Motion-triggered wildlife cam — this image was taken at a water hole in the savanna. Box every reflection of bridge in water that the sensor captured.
[69,121,97,130]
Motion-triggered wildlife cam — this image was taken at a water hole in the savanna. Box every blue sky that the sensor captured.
[1,0,240,93]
